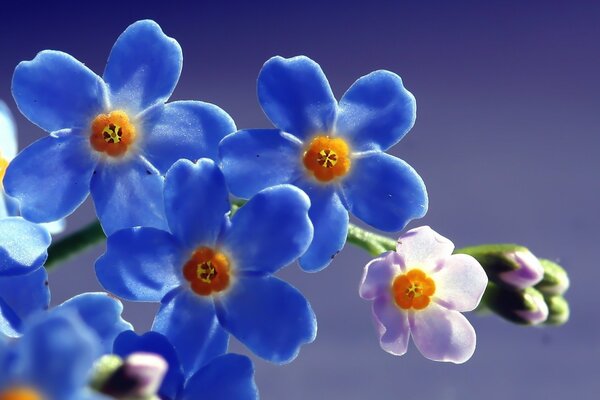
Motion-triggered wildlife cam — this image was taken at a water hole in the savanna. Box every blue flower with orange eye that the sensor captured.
[96,158,316,372]
[0,310,107,400]
[5,20,235,235]
[0,100,64,234]
[219,56,428,271]
[114,331,259,400]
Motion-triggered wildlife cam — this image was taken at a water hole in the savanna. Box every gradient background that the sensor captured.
[1,1,597,398]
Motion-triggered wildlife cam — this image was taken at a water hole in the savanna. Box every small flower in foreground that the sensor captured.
[110,331,259,400]
[0,101,64,233]
[0,311,106,400]
[6,20,235,235]
[220,55,427,272]
[96,158,316,372]
[359,226,488,364]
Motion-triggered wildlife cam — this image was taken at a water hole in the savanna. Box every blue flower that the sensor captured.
[0,310,107,400]
[0,217,51,337]
[0,101,64,234]
[96,158,316,371]
[114,331,259,400]
[219,56,428,271]
[5,20,235,235]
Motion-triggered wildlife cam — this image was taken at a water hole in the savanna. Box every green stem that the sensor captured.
[45,220,105,270]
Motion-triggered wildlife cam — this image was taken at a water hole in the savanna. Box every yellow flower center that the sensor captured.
[90,110,136,157]
[183,247,231,296]
[0,387,44,400]
[0,154,9,184]
[302,135,351,182]
[392,268,436,310]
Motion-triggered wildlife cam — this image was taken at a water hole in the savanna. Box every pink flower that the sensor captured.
[359,226,488,364]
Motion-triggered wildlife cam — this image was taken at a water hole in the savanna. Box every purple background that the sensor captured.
[1,1,597,398]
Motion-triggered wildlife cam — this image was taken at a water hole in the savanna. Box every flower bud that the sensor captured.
[543,295,570,326]
[483,283,549,325]
[535,259,570,296]
[498,250,544,289]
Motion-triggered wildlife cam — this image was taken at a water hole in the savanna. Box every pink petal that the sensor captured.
[396,226,454,272]
[359,251,403,300]
[433,254,488,312]
[409,303,476,364]
[372,295,410,356]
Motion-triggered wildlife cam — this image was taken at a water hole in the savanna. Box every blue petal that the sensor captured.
[258,56,337,140]
[296,183,349,272]
[90,155,168,235]
[219,129,303,198]
[57,293,133,354]
[0,267,49,337]
[141,101,236,174]
[0,217,50,276]
[4,133,97,223]
[113,331,184,400]
[12,50,106,132]
[103,20,182,114]
[215,275,316,364]
[16,312,100,399]
[152,289,229,378]
[341,152,428,231]
[0,100,18,159]
[182,354,258,400]
[164,159,229,249]
[96,227,183,301]
[336,70,416,152]
[222,185,313,274]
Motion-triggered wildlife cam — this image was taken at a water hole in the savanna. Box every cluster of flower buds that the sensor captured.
[457,245,570,325]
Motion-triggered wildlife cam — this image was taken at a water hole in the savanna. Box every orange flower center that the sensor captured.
[90,110,136,157]
[302,135,351,182]
[392,268,436,310]
[183,247,231,296]
[0,387,44,400]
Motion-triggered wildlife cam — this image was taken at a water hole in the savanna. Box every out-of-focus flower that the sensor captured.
[0,101,64,234]
[6,20,235,235]
[96,159,316,373]
[220,55,427,272]
[108,331,259,400]
[359,226,487,364]
[0,310,107,400]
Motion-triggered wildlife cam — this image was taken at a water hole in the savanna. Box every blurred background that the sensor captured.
[1,0,597,398]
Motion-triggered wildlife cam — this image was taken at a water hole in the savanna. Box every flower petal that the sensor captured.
[359,251,403,300]
[0,100,17,159]
[182,354,258,400]
[433,254,488,312]
[395,226,455,271]
[222,185,313,274]
[219,129,303,198]
[57,293,133,354]
[336,70,416,152]
[140,101,236,174]
[12,50,106,132]
[0,267,49,337]
[16,312,100,399]
[96,227,183,302]
[152,289,229,377]
[215,275,316,364]
[90,155,168,235]
[164,159,229,249]
[297,183,348,272]
[372,295,410,356]
[257,56,337,140]
[114,331,184,400]
[4,133,96,223]
[0,217,50,276]
[341,152,428,231]
[410,303,477,364]
[103,20,182,114]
